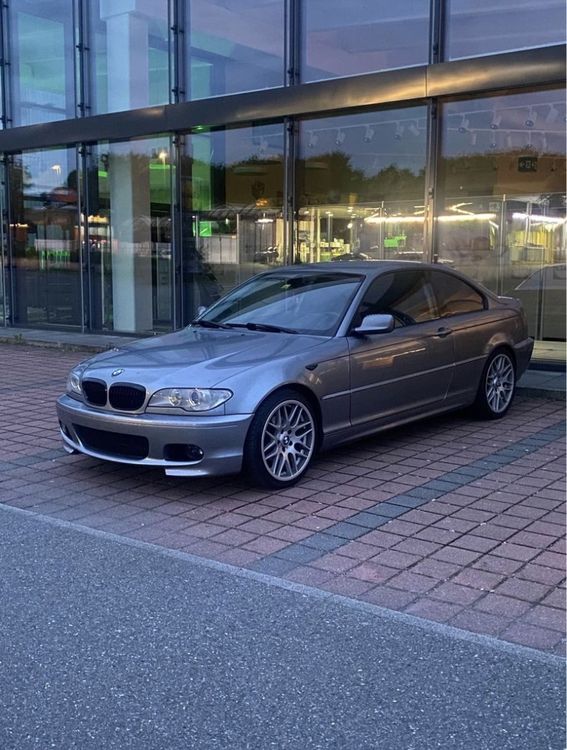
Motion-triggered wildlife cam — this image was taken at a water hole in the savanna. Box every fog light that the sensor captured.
[164,444,204,462]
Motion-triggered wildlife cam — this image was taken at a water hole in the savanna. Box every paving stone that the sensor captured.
[274,544,323,564]
[0,344,564,653]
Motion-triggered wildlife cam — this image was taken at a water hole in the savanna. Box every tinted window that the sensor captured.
[431,271,485,317]
[354,271,437,327]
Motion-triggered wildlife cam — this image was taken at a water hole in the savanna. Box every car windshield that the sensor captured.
[198,272,364,336]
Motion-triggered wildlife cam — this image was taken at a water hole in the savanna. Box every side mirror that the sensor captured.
[353,313,395,335]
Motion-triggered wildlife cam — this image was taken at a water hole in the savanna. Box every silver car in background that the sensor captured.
[57,262,533,488]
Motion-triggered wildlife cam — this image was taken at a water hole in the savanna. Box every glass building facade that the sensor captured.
[0,0,565,364]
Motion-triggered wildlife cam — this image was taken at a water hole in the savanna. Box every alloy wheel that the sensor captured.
[261,399,315,481]
[485,353,515,414]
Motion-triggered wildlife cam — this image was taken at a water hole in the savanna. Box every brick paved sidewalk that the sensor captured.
[0,344,564,654]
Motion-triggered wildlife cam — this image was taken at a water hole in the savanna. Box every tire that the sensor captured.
[473,349,516,420]
[244,388,318,489]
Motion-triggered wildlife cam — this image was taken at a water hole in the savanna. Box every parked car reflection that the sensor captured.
[512,264,566,341]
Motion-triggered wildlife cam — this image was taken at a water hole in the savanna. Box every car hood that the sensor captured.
[79,327,328,390]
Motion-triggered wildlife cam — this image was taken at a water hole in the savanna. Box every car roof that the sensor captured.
[265,260,446,277]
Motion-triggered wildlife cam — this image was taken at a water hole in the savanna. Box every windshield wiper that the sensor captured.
[191,319,231,330]
[224,322,298,334]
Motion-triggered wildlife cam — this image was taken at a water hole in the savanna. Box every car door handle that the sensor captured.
[435,326,453,338]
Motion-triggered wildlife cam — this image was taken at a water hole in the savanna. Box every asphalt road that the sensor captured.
[0,506,563,750]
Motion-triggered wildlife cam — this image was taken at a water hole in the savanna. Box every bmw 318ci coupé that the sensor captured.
[57,262,533,488]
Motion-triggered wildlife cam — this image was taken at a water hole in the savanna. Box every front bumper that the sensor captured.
[56,395,253,477]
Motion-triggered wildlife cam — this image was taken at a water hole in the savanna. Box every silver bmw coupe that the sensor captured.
[57,262,533,488]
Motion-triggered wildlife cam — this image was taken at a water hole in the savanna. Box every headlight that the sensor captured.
[148,388,232,412]
[66,367,84,399]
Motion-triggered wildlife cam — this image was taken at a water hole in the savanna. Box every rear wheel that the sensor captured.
[244,389,317,489]
[473,349,516,419]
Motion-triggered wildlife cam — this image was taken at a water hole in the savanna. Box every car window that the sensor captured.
[201,272,363,336]
[352,271,437,328]
[430,271,485,317]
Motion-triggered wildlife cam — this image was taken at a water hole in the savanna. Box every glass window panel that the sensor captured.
[88,137,173,333]
[9,147,82,327]
[179,124,284,323]
[301,1,429,83]
[88,0,170,114]
[8,0,76,125]
[446,0,566,60]
[0,162,7,324]
[356,271,436,327]
[296,108,427,265]
[186,0,284,99]
[438,89,566,363]
[430,270,485,316]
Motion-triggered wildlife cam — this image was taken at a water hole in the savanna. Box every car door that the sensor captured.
[429,269,496,403]
[348,270,454,429]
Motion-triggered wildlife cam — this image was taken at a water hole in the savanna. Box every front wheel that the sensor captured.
[244,389,318,489]
[473,349,516,419]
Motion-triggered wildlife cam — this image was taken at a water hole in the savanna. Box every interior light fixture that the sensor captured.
[335,129,346,146]
[408,122,420,136]
[490,113,502,130]
[525,108,537,128]
[394,123,404,140]
[363,125,375,143]
[307,131,318,148]
[470,132,478,146]
[458,116,470,133]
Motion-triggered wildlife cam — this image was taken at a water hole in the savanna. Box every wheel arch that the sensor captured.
[251,382,324,450]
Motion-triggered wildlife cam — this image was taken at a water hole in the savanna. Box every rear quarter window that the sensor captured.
[431,271,485,317]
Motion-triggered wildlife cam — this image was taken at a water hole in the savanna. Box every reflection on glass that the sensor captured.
[438,90,566,361]
[202,271,363,335]
[9,148,81,327]
[8,0,76,125]
[180,124,284,323]
[296,108,427,264]
[301,1,429,82]
[88,138,173,333]
[89,0,170,114]
[186,0,284,99]
[446,0,566,60]
[0,162,6,324]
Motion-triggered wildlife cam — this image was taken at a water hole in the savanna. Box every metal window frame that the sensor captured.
[0,45,562,153]
[0,0,564,335]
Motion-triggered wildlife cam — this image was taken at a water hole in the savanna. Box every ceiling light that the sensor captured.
[408,122,420,136]
[525,109,537,128]
[394,123,404,140]
[458,116,470,134]
[307,131,318,148]
[490,113,502,130]
[363,125,375,143]
[335,129,346,146]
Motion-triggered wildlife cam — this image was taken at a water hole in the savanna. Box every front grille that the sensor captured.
[82,379,107,406]
[109,383,146,411]
[74,425,148,460]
